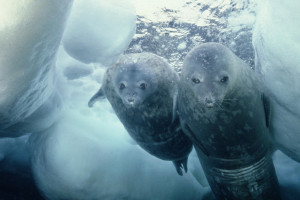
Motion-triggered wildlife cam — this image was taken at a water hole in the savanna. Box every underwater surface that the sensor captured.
[0,0,299,199]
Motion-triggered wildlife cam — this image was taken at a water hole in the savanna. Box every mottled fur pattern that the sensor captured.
[89,53,192,175]
[178,43,281,199]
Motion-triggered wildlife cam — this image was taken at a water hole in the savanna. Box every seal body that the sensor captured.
[178,43,281,199]
[89,53,192,175]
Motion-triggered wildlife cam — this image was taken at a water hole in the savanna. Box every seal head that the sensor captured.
[113,63,157,108]
[182,43,238,110]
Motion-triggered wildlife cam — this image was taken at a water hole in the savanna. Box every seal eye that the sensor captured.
[192,78,201,84]
[139,83,147,90]
[119,83,126,90]
[220,76,228,83]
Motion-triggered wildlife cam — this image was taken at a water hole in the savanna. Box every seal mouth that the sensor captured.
[123,98,139,108]
[203,97,215,108]
[205,103,214,108]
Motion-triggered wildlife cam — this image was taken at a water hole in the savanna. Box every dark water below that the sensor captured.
[0,171,43,200]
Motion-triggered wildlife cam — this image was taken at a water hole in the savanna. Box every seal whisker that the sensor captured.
[216,102,225,111]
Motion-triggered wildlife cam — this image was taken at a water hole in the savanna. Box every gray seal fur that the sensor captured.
[89,53,192,175]
[178,43,281,199]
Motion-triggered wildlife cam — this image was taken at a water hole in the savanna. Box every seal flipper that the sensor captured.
[88,87,106,107]
[262,93,271,128]
[172,157,188,176]
[180,119,209,157]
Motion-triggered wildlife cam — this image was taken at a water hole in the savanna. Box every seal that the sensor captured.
[178,43,281,199]
[89,53,192,175]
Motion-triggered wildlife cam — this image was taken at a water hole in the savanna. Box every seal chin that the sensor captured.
[123,98,139,108]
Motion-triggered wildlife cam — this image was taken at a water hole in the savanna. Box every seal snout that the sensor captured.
[204,95,216,108]
[205,101,214,108]
[127,98,135,103]
[125,97,135,106]
[123,93,139,107]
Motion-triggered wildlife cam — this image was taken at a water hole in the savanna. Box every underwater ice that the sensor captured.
[62,0,136,65]
[28,66,206,199]
[0,0,73,137]
[253,0,300,162]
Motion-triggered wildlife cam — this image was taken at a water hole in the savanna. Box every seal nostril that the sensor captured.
[205,98,213,104]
